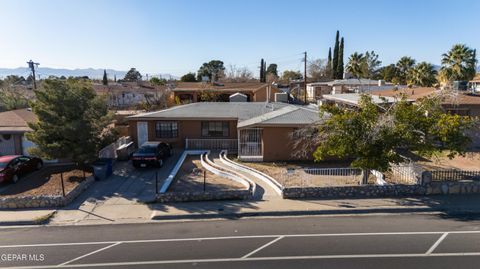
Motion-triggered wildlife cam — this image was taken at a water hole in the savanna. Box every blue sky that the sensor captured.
[1,0,479,77]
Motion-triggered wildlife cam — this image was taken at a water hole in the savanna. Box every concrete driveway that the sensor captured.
[50,151,181,224]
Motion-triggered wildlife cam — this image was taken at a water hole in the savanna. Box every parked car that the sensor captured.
[131,142,172,168]
[0,155,43,183]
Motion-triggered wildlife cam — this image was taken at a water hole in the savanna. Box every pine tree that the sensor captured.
[260,59,265,83]
[327,47,332,78]
[114,74,116,82]
[26,79,116,164]
[336,37,344,79]
[332,30,340,79]
[102,69,108,85]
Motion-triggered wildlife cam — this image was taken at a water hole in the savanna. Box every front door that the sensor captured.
[137,122,148,147]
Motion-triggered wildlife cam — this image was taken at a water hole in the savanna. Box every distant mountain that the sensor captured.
[0,67,178,80]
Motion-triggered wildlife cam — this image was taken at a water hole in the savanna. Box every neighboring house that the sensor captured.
[321,93,409,109]
[93,82,168,108]
[171,82,281,103]
[0,108,37,156]
[307,79,407,102]
[371,87,480,117]
[469,73,480,93]
[127,102,322,162]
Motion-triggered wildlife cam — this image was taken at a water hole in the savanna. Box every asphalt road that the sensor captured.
[1,213,480,268]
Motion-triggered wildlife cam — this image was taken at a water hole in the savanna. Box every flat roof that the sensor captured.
[322,93,405,106]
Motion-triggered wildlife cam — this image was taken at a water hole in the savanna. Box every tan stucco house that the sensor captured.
[172,82,281,103]
[127,102,322,162]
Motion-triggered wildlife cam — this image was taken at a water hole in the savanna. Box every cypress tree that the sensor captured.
[260,59,265,83]
[327,47,332,79]
[102,69,108,85]
[332,30,340,79]
[337,37,344,79]
[263,61,267,82]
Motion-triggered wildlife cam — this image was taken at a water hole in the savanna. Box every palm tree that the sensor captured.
[441,44,476,81]
[396,56,416,85]
[346,52,365,79]
[407,62,438,87]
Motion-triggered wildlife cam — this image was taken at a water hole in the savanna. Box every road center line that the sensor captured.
[426,232,449,255]
[241,236,284,258]
[0,230,479,249]
[57,242,122,266]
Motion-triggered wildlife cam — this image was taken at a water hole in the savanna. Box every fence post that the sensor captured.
[60,173,66,197]
[203,170,206,192]
[155,171,159,194]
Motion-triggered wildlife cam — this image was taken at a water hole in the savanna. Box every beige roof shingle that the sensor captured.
[0,108,37,133]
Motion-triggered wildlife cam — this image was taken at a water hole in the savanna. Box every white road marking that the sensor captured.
[3,252,480,269]
[241,236,284,258]
[0,230,479,249]
[56,242,122,266]
[426,232,449,255]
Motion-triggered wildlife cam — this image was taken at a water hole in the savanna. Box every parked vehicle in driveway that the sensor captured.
[131,142,172,168]
[0,155,43,183]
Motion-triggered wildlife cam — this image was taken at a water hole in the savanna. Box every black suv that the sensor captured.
[131,142,172,168]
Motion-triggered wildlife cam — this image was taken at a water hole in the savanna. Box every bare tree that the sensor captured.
[222,65,255,82]
[308,58,328,82]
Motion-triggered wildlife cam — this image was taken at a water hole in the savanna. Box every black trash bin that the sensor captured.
[92,160,108,181]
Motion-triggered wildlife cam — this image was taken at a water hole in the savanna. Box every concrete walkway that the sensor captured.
[209,151,280,201]
[49,151,181,225]
[0,209,56,225]
[5,194,480,226]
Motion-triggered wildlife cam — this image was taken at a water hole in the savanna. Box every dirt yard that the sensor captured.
[417,151,480,170]
[169,156,244,192]
[240,161,370,187]
[0,169,92,197]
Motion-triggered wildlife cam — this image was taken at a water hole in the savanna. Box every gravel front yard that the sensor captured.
[416,151,480,170]
[240,161,370,187]
[0,169,92,197]
[169,156,244,192]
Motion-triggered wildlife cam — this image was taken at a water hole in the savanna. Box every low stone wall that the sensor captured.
[155,189,251,203]
[0,176,94,209]
[283,180,480,199]
[427,181,480,195]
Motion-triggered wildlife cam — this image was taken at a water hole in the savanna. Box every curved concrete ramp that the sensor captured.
[210,151,282,200]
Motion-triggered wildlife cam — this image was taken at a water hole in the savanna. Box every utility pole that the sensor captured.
[303,51,307,104]
[27,60,40,89]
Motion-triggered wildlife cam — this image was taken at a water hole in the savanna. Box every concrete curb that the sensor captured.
[0,210,56,226]
[150,206,480,221]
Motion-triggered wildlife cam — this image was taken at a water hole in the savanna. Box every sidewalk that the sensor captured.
[3,194,480,226]
[149,194,480,220]
[0,209,56,225]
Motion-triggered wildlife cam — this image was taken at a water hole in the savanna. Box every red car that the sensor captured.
[0,155,43,184]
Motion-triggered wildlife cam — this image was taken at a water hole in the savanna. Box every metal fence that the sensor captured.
[386,163,423,185]
[281,167,363,187]
[304,167,362,177]
[430,170,480,181]
[98,136,132,159]
[185,139,238,152]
